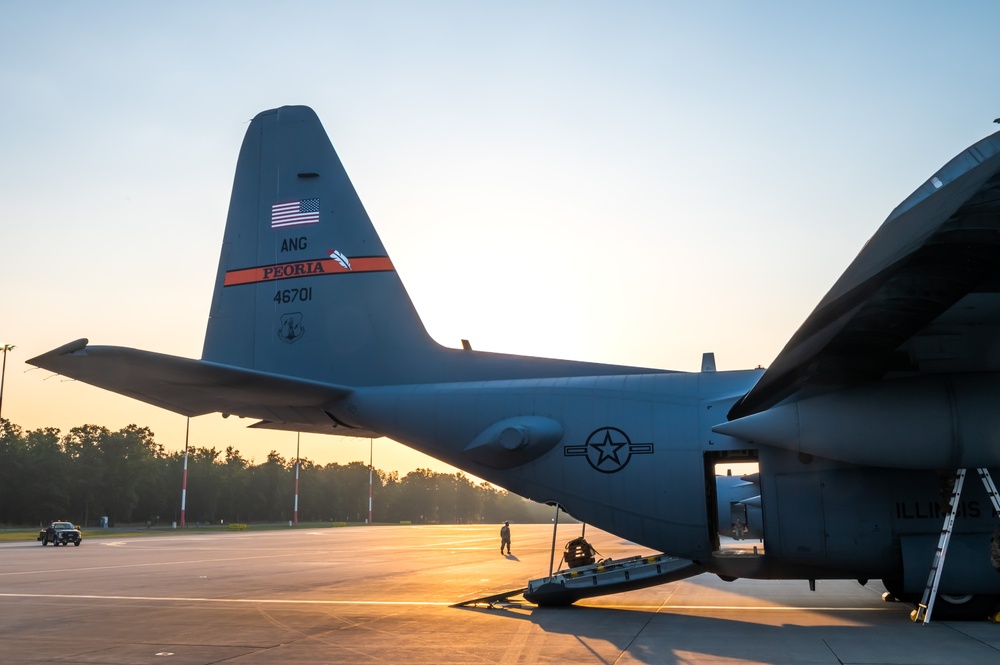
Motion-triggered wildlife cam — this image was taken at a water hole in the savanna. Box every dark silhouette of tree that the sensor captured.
[190,446,235,523]
[218,446,250,522]
[396,468,438,523]
[99,425,162,524]
[0,420,28,524]
[22,427,68,523]
[63,424,110,526]
[0,420,561,527]
[250,450,290,522]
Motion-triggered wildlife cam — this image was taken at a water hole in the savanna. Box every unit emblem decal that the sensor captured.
[278,312,305,344]
[329,249,352,270]
[564,427,653,474]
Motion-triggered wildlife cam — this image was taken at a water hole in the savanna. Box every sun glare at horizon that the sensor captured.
[2,2,998,472]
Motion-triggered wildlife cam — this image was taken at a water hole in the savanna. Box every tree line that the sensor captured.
[0,419,556,527]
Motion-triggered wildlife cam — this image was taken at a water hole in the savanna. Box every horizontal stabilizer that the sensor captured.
[27,340,355,429]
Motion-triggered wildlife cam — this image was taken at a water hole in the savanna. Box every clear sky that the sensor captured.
[1,2,998,472]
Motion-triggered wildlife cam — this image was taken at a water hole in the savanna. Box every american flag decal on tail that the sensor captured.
[271,199,320,228]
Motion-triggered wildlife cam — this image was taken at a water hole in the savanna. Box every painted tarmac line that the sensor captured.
[0,592,898,612]
[0,552,314,577]
[0,593,452,606]
[625,605,900,612]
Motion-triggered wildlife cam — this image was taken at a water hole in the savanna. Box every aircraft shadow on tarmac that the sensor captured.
[455,604,996,665]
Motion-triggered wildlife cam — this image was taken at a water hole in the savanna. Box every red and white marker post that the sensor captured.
[180,418,189,528]
[293,432,300,525]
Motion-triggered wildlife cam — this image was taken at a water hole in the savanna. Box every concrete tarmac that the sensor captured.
[2,524,999,664]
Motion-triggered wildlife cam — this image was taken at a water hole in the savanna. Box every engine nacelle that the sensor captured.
[712,373,1000,469]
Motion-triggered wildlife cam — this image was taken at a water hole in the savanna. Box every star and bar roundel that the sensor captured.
[564,427,654,473]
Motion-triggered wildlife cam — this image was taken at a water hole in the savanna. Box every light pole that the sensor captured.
[368,438,374,525]
[0,344,14,422]
[180,418,189,528]
[293,432,300,525]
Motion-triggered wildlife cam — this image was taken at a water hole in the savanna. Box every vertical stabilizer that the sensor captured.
[203,106,440,386]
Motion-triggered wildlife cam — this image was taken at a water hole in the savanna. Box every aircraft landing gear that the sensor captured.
[914,593,1000,621]
[909,468,1000,623]
[886,578,1000,620]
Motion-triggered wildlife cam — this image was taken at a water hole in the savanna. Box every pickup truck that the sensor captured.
[38,521,82,546]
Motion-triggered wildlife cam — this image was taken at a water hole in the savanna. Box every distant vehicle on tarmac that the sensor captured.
[38,521,82,546]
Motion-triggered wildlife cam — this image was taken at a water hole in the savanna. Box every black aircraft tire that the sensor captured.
[931,594,1000,621]
[885,578,1000,620]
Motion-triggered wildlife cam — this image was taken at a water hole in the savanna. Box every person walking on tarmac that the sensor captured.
[500,521,511,555]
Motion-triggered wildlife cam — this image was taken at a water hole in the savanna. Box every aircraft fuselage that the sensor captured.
[343,369,1000,594]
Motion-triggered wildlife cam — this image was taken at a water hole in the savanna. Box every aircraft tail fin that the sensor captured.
[202,106,441,386]
[204,106,664,388]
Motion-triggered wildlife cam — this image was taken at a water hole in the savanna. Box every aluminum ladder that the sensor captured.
[912,468,1000,623]
[975,468,1000,519]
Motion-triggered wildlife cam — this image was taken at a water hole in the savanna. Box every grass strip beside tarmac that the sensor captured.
[0,521,389,542]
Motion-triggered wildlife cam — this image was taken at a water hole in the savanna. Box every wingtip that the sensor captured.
[26,338,89,366]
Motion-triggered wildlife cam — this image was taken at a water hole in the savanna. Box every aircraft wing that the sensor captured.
[27,339,366,433]
[729,130,1000,419]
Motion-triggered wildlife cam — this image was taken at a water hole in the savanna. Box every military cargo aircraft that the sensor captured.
[29,106,1000,619]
